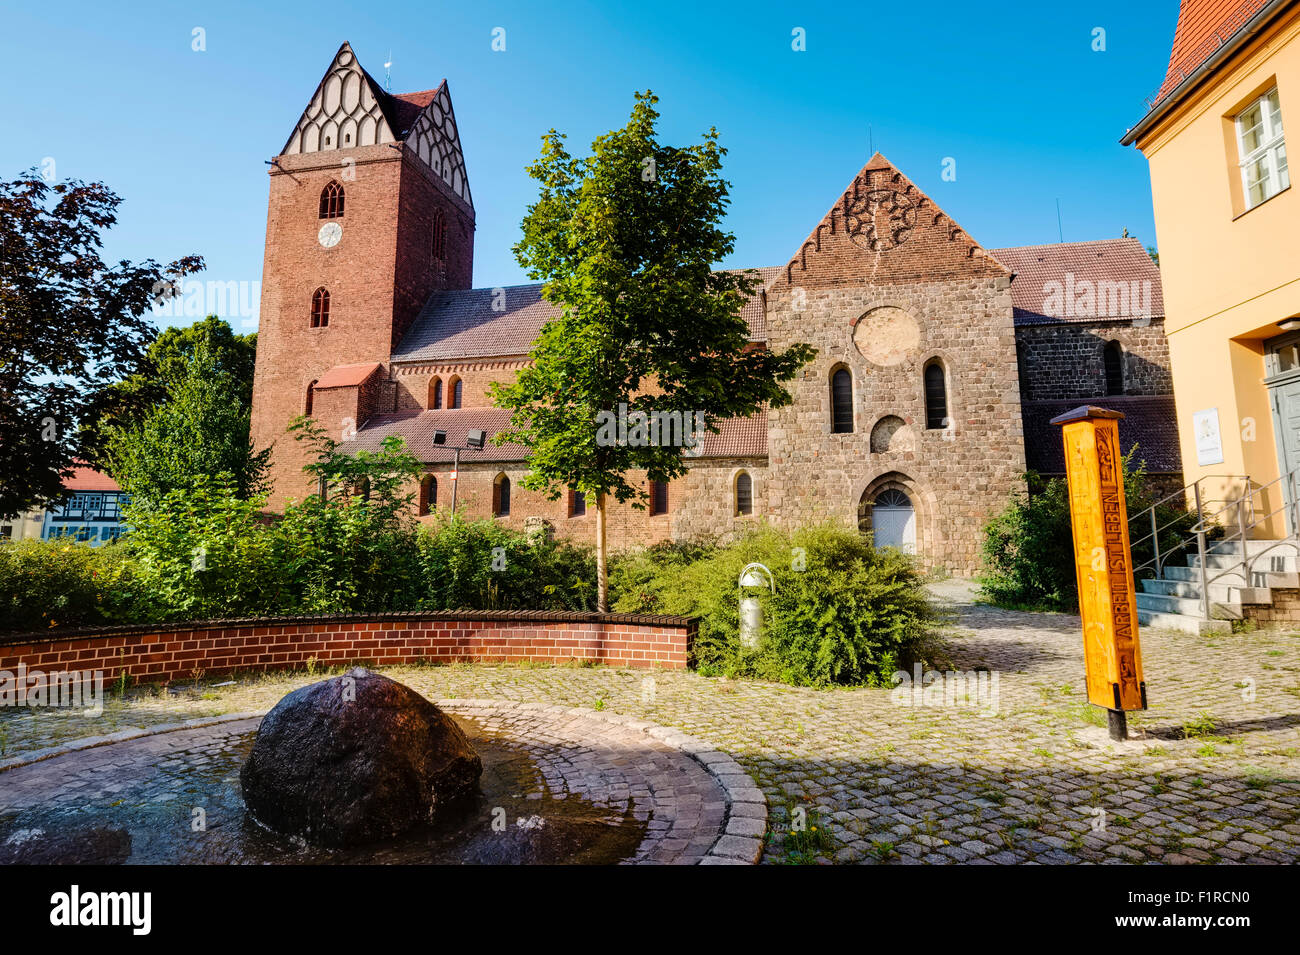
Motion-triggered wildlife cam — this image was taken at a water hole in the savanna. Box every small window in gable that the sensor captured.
[311,287,330,328]
[305,380,317,416]
[319,181,345,219]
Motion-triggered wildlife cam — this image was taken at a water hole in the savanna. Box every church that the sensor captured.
[250,43,1178,576]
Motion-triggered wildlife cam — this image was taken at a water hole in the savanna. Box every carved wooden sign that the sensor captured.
[1051,406,1147,712]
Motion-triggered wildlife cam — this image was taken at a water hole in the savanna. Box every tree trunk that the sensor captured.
[596,491,609,613]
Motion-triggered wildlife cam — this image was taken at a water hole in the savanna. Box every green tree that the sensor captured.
[494,92,815,610]
[83,315,257,466]
[106,343,270,502]
[0,170,203,518]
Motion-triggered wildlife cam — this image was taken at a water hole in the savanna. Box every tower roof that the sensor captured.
[280,42,472,209]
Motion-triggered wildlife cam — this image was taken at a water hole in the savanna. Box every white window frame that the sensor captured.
[1236,87,1289,209]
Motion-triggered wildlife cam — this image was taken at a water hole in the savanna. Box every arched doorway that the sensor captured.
[870,488,916,553]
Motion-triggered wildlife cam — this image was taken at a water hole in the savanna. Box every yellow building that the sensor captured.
[1124,0,1300,536]
[1122,0,1300,631]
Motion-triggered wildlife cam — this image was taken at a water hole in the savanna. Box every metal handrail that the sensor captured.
[1127,467,1300,621]
[1127,474,1250,581]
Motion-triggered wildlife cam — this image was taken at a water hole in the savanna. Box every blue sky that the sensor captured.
[0,0,1179,333]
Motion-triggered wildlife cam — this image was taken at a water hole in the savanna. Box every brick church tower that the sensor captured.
[250,41,474,506]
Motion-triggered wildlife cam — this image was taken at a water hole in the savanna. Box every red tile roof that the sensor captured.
[315,362,383,389]
[988,238,1164,326]
[64,464,120,492]
[1152,0,1272,107]
[347,408,768,463]
[393,271,775,363]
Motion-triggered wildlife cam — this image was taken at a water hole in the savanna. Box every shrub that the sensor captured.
[0,539,149,633]
[979,450,1195,613]
[123,476,281,620]
[417,515,596,611]
[609,524,936,687]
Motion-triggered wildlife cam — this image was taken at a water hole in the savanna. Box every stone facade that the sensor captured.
[1015,319,1173,401]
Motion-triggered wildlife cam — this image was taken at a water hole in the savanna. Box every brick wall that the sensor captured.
[1015,319,1172,401]
[415,456,768,547]
[0,611,694,688]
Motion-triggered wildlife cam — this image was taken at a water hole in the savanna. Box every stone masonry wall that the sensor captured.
[763,277,1026,576]
[1015,318,1172,401]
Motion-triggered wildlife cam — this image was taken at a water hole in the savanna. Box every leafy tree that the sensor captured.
[0,170,202,518]
[287,415,424,521]
[106,344,270,502]
[83,315,257,464]
[494,92,815,610]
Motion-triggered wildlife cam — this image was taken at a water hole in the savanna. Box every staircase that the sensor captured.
[1129,470,1300,635]
[1135,539,1300,634]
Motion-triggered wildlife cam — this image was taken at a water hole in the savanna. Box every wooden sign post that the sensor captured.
[1050,406,1147,740]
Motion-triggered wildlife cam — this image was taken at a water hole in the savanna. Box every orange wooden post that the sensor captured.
[1050,406,1147,740]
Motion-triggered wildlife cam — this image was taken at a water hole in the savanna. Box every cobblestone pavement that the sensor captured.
[2,584,1298,864]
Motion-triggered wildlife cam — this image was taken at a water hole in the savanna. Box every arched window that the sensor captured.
[430,378,443,409]
[830,367,854,433]
[1103,341,1124,396]
[494,474,511,517]
[924,360,948,430]
[735,472,753,516]
[570,490,587,517]
[305,380,317,416]
[319,181,344,219]
[418,475,437,516]
[311,287,330,328]
[450,377,463,409]
[649,480,669,515]
[432,210,447,261]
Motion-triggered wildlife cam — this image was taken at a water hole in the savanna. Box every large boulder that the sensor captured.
[240,668,482,847]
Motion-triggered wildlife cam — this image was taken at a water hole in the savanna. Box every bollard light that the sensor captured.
[737,562,775,650]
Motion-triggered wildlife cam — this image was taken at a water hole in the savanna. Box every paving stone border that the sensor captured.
[0,700,767,865]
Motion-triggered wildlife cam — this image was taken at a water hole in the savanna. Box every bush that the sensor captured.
[609,524,937,687]
[979,451,1195,613]
[417,515,596,611]
[0,539,149,633]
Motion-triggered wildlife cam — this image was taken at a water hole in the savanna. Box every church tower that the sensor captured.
[250,41,475,506]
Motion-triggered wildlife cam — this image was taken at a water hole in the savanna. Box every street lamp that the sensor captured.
[433,428,487,517]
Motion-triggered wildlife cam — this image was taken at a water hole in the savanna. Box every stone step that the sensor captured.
[1163,565,1300,589]
[1136,609,1232,635]
[1135,591,1243,620]
[1139,577,1271,605]
[1188,551,1300,572]
[1207,538,1300,557]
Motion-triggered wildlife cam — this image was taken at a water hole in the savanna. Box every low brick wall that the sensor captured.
[0,611,695,686]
